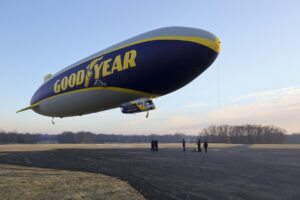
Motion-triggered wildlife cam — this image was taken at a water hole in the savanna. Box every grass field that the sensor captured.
[0,143,242,153]
[250,144,300,149]
[0,164,144,200]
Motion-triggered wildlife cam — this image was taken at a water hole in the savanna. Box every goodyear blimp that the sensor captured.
[17,27,220,119]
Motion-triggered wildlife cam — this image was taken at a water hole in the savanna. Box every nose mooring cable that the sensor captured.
[217,61,221,108]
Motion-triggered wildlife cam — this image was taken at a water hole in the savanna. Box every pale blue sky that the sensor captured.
[0,0,300,134]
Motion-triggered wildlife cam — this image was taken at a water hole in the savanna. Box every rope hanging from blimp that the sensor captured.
[217,59,221,108]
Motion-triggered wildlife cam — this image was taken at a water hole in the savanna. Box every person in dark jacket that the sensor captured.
[182,139,186,152]
[204,140,208,153]
[155,140,159,151]
[197,139,202,152]
[151,140,154,151]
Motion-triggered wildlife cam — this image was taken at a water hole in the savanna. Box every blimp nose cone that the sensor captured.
[181,26,221,53]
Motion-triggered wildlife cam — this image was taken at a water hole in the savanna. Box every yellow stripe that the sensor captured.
[113,36,221,54]
[17,87,159,113]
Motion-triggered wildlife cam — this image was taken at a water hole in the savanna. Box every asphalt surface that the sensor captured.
[0,145,299,200]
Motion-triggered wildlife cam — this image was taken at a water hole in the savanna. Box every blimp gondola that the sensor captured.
[17,26,221,119]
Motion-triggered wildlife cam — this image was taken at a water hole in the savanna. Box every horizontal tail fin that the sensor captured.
[16,103,39,113]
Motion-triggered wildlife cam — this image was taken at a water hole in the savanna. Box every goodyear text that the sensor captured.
[54,50,137,94]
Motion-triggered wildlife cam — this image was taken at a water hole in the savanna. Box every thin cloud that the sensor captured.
[228,86,300,102]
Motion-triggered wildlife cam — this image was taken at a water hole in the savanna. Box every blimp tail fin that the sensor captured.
[16,103,39,113]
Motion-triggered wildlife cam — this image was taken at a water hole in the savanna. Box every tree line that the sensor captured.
[199,125,288,144]
[0,124,299,144]
[0,131,197,144]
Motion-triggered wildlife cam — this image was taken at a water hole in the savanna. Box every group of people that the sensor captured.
[150,139,208,153]
[182,138,208,153]
[151,140,159,151]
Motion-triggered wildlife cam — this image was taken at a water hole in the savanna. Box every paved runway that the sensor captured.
[0,145,299,200]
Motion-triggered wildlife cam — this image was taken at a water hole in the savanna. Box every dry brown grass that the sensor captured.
[0,143,241,153]
[250,144,300,149]
[0,164,145,200]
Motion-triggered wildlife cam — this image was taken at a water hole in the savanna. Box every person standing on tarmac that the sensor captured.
[155,140,158,151]
[204,140,208,153]
[197,139,202,152]
[151,140,154,151]
[182,139,186,152]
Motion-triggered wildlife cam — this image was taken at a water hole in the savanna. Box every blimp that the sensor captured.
[17,27,220,119]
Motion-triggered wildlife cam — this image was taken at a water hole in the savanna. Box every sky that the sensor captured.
[0,0,300,135]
